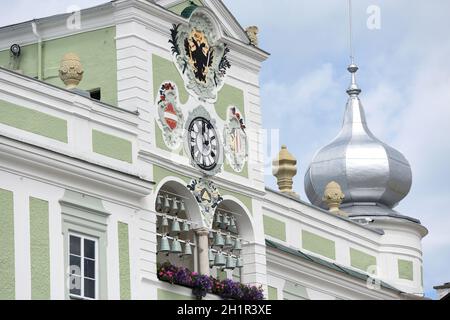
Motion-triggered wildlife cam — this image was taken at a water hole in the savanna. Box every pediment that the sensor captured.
[156,0,251,44]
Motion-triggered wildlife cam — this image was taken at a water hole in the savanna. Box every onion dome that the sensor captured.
[304,63,412,216]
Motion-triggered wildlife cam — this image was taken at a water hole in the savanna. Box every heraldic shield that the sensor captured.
[224,106,248,173]
[157,82,184,150]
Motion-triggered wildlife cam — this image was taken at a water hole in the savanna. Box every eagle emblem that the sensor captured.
[169,7,231,103]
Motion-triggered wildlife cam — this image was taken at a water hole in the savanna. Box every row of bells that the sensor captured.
[214,212,238,234]
[209,248,243,269]
[209,231,242,251]
[156,195,186,215]
[159,236,193,256]
[158,237,243,270]
[160,215,191,233]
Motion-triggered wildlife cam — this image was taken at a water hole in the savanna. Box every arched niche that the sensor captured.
[216,197,255,242]
[153,177,202,227]
[209,197,255,281]
[154,178,202,272]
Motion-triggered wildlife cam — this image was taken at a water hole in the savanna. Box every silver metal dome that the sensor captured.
[304,64,412,215]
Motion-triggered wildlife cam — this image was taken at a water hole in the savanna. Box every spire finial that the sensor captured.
[346,62,361,96]
[346,0,361,96]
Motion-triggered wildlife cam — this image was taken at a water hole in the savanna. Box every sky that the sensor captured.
[1,0,449,299]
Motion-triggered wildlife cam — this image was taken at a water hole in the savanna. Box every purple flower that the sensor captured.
[157,262,263,300]
[192,275,213,299]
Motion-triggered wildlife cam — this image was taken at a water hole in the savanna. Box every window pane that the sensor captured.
[70,236,81,255]
[84,259,95,279]
[69,275,81,296]
[84,279,95,299]
[84,239,95,259]
[69,255,81,275]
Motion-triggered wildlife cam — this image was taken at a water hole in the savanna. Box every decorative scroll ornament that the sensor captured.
[169,8,231,103]
[157,82,184,150]
[223,106,248,173]
[187,178,223,229]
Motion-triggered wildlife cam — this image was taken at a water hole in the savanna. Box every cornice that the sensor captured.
[139,148,266,198]
[0,68,139,131]
[0,134,154,198]
[266,247,402,300]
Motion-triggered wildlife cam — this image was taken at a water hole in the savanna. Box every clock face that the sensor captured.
[188,117,219,171]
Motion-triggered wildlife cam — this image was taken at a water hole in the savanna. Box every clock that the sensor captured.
[185,106,223,176]
[188,117,219,171]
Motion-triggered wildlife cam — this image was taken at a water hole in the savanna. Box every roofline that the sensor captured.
[265,187,385,235]
[265,239,406,295]
[0,67,138,116]
[433,283,450,290]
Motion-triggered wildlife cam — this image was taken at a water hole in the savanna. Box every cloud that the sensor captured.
[224,0,450,298]
[0,0,106,27]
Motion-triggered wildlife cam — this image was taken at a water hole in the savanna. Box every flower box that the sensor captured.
[157,262,264,300]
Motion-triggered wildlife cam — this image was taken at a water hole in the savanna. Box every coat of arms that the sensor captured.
[169,7,231,103]
[224,106,248,173]
[187,178,223,229]
[157,82,184,150]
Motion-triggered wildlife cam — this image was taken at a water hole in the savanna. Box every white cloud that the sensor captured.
[223,0,450,298]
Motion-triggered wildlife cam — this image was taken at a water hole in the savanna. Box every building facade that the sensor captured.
[0,0,427,300]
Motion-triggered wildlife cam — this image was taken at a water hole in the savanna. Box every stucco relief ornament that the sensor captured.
[156,82,184,150]
[187,178,223,229]
[223,106,248,172]
[169,8,231,103]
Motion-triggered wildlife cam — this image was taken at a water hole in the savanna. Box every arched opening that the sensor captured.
[208,198,254,283]
[155,180,202,272]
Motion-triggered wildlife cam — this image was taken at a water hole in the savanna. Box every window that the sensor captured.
[89,88,101,101]
[68,233,99,300]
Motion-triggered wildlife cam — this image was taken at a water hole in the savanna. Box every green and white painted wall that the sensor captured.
[264,190,425,298]
[0,27,118,106]
[0,0,426,301]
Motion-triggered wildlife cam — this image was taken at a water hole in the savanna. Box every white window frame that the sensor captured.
[68,232,99,300]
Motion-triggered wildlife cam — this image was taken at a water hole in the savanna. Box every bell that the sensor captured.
[181,221,190,232]
[214,232,224,247]
[171,218,181,233]
[161,215,169,228]
[208,232,214,240]
[179,200,186,215]
[163,196,171,213]
[208,248,215,262]
[159,236,170,253]
[233,238,242,252]
[156,195,163,212]
[224,215,231,228]
[214,251,226,267]
[170,237,182,254]
[230,217,238,234]
[220,215,229,230]
[214,212,222,227]
[183,241,192,256]
[225,255,236,270]
[224,233,233,248]
[235,257,244,269]
[171,199,179,215]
